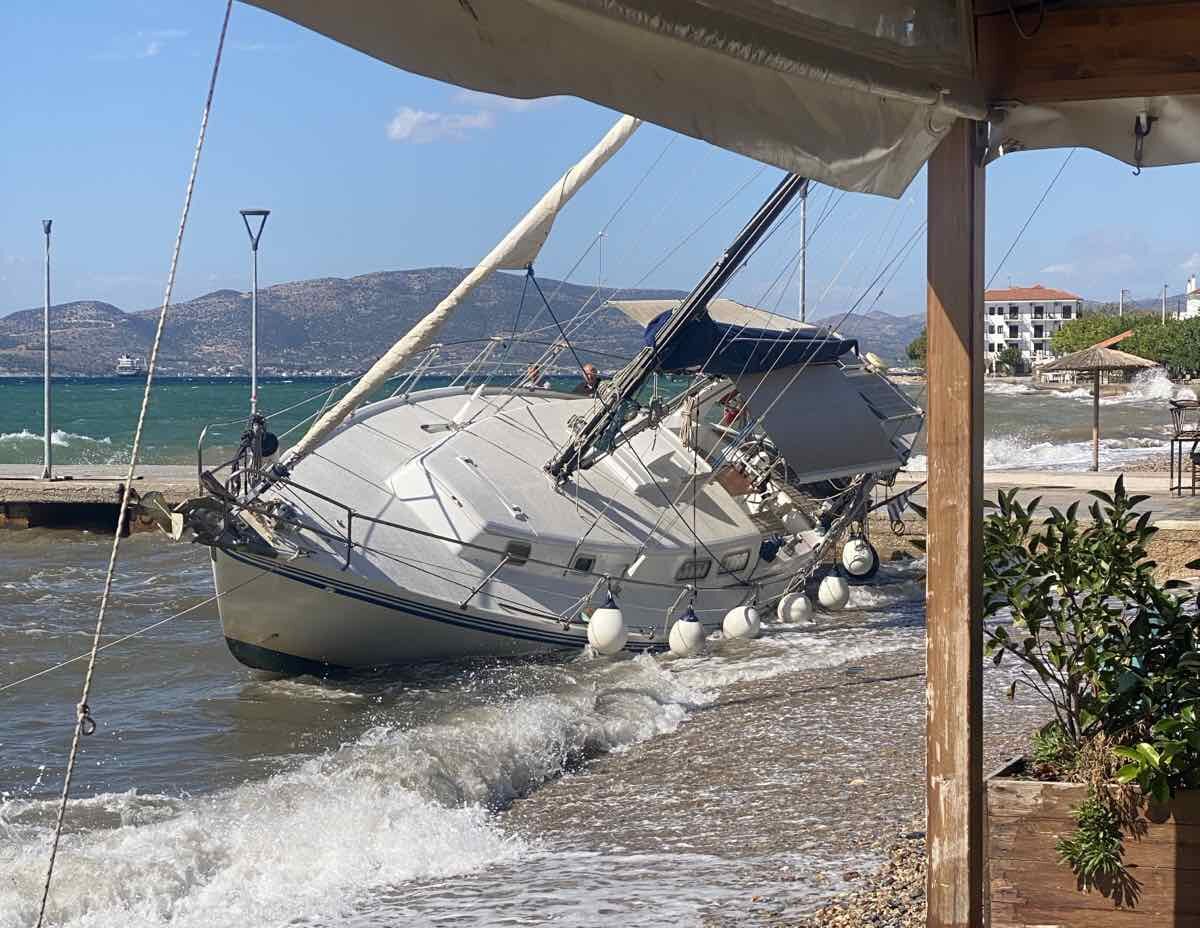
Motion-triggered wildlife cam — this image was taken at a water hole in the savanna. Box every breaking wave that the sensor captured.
[0,429,113,447]
[905,434,1165,472]
[0,594,926,928]
[984,381,1037,395]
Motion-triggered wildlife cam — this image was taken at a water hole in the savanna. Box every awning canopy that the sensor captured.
[245,0,980,197]
[245,1,1200,197]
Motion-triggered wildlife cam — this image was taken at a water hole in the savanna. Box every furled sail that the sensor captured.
[283,114,640,466]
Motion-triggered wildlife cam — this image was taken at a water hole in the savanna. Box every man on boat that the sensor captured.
[523,364,550,389]
[573,363,603,395]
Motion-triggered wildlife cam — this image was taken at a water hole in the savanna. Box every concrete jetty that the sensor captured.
[0,465,196,532]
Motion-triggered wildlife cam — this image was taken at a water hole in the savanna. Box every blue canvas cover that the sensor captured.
[644,310,856,375]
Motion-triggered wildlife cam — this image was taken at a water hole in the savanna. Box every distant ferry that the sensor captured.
[115,354,145,377]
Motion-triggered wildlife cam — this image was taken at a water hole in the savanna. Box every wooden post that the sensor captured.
[1092,370,1101,472]
[925,119,985,928]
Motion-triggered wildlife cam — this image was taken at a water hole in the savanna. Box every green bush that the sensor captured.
[982,478,1200,883]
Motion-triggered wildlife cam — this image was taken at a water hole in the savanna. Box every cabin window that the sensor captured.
[720,550,750,574]
[674,558,712,581]
[504,541,532,565]
[572,555,596,573]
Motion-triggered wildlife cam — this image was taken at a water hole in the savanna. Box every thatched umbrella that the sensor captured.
[1040,345,1159,471]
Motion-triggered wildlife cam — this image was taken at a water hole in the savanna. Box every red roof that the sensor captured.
[984,284,1083,302]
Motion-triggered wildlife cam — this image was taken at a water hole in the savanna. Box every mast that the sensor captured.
[282,114,640,469]
[798,185,807,322]
[545,173,809,484]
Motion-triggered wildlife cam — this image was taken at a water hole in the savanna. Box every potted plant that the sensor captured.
[982,477,1200,925]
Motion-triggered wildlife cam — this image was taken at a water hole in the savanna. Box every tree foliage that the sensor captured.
[906,328,927,365]
[995,344,1024,374]
[1052,312,1200,377]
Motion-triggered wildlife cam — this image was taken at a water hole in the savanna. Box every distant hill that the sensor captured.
[0,269,681,376]
[0,268,923,375]
[810,309,924,363]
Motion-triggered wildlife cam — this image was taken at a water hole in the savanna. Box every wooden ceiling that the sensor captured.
[975,1,1200,102]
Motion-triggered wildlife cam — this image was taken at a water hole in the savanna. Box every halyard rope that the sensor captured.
[34,3,234,924]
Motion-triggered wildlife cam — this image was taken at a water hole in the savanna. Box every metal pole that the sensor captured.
[1118,288,1125,317]
[239,209,269,417]
[250,246,258,415]
[41,219,53,480]
[1162,283,1168,324]
[798,183,808,322]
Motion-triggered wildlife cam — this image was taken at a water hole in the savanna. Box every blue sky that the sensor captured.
[3,1,1199,320]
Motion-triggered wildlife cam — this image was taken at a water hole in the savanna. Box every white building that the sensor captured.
[1185,275,1200,320]
[984,284,1084,370]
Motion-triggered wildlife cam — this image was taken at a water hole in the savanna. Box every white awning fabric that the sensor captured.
[244,0,981,198]
[245,1,1200,194]
[607,298,822,332]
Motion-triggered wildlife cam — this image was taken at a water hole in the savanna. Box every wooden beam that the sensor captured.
[977,2,1200,103]
[925,119,985,928]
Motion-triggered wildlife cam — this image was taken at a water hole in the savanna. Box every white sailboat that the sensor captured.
[169,116,923,673]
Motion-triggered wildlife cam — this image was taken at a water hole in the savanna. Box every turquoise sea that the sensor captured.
[0,369,1188,471]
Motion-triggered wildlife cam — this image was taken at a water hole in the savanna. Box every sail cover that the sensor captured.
[734,363,905,483]
[645,309,855,375]
[608,298,817,332]
[284,114,639,465]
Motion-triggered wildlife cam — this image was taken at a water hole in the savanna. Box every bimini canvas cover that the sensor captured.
[734,363,906,483]
[646,310,855,376]
[608,298,817,332]
[245,0,981,197]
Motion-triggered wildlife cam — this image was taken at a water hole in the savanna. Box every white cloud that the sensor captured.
[233,41,267,52]
[385,107,495,143]
[137,40,162,58]
[1180,253,1200,272]
[450,89,564,112]
[1039,263,1075,274]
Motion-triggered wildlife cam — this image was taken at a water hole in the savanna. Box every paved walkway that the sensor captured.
[893,469,1200,527]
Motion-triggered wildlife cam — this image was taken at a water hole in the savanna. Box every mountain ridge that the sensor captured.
[0,268,923,375]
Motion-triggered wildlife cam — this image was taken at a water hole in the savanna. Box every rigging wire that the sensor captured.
[987,148,1076,289]
[33,5,234,925]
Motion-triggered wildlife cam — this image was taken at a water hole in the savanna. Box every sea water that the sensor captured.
[0,370,1187,471]
[0,528,932,927]
[0,370,1163,925]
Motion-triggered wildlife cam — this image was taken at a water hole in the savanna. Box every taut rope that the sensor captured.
[34,3,234,924]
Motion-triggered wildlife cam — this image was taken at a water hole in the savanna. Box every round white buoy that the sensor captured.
[775,592,814,624]
[586,594,627,655]
[841,538,879,580]
[669,607,707,656]
[722,605,761,640]
[778,592,814,624]
[817,574,851,611]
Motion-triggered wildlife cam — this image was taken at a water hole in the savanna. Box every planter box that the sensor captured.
[987,758,1200,927]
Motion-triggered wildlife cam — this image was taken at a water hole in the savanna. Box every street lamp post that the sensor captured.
[239,209,270,417]
[41,219,53,480]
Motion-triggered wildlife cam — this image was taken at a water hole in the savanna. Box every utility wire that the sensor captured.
[987,148,1076,288]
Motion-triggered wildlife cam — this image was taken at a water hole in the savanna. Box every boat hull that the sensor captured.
[211,546,654,672]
